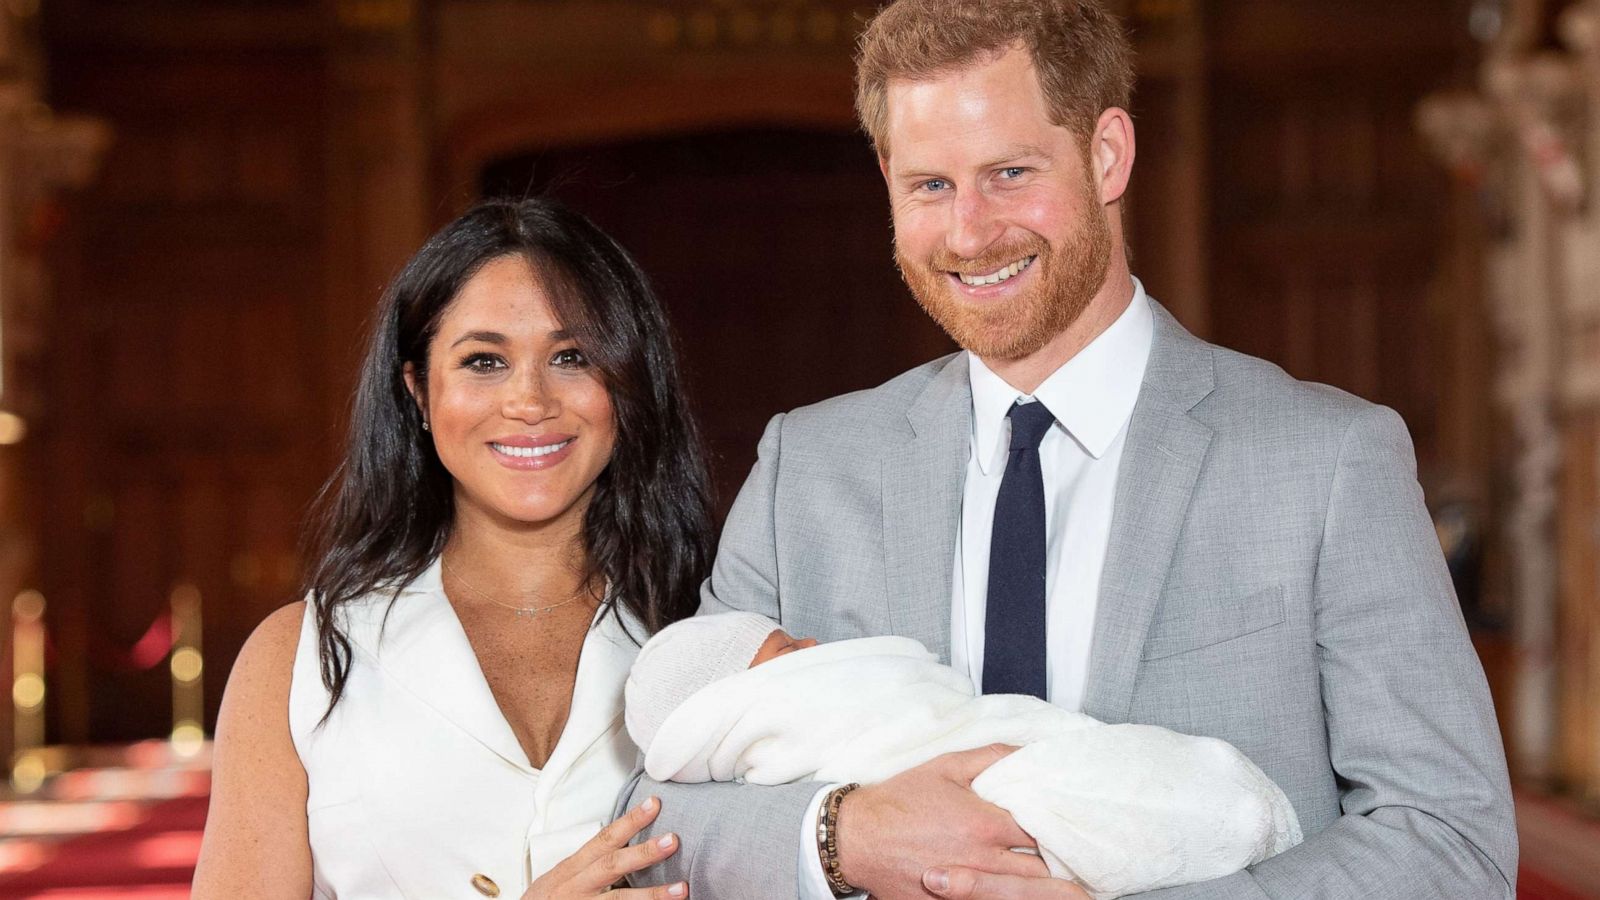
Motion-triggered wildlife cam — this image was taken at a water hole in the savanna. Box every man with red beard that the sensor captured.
[626,1,1517,898]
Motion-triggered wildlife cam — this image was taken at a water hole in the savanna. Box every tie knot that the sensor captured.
[1007,400,1056,451]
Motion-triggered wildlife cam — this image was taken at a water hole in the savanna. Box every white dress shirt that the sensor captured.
[798,283,1156,898]
[952,282,1154,709]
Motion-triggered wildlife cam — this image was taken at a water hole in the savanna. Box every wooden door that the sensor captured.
[484,128,955,509]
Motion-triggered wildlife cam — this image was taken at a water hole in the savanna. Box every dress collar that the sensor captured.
[968,278,1156,475]
[366,557,641,778]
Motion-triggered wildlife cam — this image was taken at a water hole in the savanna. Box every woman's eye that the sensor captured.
[461,353,505,373]
[552,348,589,368]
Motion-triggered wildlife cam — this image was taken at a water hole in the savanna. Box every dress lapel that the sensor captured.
[361,560,537,776]
[534,604,642,805]
[362,569,643,782]
[882,353,971,663]
[1081,304,1216,723]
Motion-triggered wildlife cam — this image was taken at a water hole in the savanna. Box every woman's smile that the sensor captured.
[488,434,577,470]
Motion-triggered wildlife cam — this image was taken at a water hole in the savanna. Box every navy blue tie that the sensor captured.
[983,400,1055,700]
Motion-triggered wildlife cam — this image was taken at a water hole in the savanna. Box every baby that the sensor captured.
[625,612,1302,900]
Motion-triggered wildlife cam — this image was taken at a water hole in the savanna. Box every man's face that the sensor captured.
[882,46,1113,361]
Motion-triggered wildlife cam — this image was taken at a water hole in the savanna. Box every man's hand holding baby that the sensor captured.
[835,743,1061,900]
[626,612,1299,898]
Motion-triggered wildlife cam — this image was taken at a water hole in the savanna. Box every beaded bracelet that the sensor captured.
[816,782,861,897]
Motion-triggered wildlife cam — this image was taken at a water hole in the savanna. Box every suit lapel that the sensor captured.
[882,353,971,663]
[1082,304,1216,723]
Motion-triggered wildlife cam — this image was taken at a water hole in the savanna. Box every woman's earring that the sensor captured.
[422,419,431,432]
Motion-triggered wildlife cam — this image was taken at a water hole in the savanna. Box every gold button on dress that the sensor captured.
[470,873,501,897]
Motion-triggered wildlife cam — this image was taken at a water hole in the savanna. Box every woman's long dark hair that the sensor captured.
[302,197,714,712]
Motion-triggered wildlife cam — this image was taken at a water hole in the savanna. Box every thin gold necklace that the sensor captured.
[441,556,587,621]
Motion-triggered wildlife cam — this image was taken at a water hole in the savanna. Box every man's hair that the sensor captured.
[854,0,1135,157]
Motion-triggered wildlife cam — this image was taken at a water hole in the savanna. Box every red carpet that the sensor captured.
[0,744,208,900]
[0,796,205,897]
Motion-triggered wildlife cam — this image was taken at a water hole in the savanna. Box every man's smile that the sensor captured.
[953,255,1038,287]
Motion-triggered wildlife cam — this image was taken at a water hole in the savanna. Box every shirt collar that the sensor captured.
[968,278,1156,475]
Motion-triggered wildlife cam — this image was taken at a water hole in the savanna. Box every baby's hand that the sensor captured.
[747,630,819,667]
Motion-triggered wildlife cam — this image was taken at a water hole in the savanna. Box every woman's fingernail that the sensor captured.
[641,796,658,812]
[924,868,951,893]
[668,884,686,898]
[657,833,675,850]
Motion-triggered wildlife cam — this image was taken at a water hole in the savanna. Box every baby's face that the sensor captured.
[749,629,819,667]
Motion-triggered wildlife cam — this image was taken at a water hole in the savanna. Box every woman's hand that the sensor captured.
[521,796,688,899]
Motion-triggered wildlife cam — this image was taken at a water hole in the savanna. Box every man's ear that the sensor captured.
[878,152,891,184]
[1092,107,1136,207]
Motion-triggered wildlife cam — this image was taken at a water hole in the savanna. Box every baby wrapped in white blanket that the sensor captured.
[624,612,1302,900]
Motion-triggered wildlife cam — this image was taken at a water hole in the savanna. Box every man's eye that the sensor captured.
[920,179,949,193]
[1000,167,1026,179]
[461,353,505,372]
[552,348,589,368]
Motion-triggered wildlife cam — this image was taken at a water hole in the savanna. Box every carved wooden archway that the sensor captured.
[440,68,859,204]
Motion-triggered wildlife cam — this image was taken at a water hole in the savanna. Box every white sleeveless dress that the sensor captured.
[288,559,643,899]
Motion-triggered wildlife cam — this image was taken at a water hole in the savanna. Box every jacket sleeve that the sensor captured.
[621,414,827,898]
[1130,404,1518,899]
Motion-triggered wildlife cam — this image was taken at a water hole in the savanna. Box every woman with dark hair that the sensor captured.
[193,197,713,899]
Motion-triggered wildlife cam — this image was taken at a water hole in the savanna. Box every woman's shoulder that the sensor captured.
[209,600,310,795]
[195,601,313,893]
[229,600,341,764]
[242,601,308,670]
[230,601,310,704]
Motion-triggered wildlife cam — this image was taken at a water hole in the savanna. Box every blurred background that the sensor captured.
[0,0,1598,895]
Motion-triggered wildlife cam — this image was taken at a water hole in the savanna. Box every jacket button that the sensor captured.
[470,874,501,897]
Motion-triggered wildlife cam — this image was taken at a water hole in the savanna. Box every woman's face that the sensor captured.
[407,255,616,533]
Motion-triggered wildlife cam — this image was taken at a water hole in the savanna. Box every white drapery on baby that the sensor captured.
[638,636,1302,899]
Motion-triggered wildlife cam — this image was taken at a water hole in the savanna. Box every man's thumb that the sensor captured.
[939,742,1019,785]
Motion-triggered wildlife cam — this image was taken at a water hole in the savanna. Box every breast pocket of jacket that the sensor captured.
[1141,585,1286,661]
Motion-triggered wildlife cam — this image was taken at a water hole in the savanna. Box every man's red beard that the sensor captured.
[895,194,1113,361]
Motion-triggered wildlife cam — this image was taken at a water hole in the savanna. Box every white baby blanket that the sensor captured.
[640,636,1302,899]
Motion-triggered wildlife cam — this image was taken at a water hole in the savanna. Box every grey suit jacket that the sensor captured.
[629,302,1517,898]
